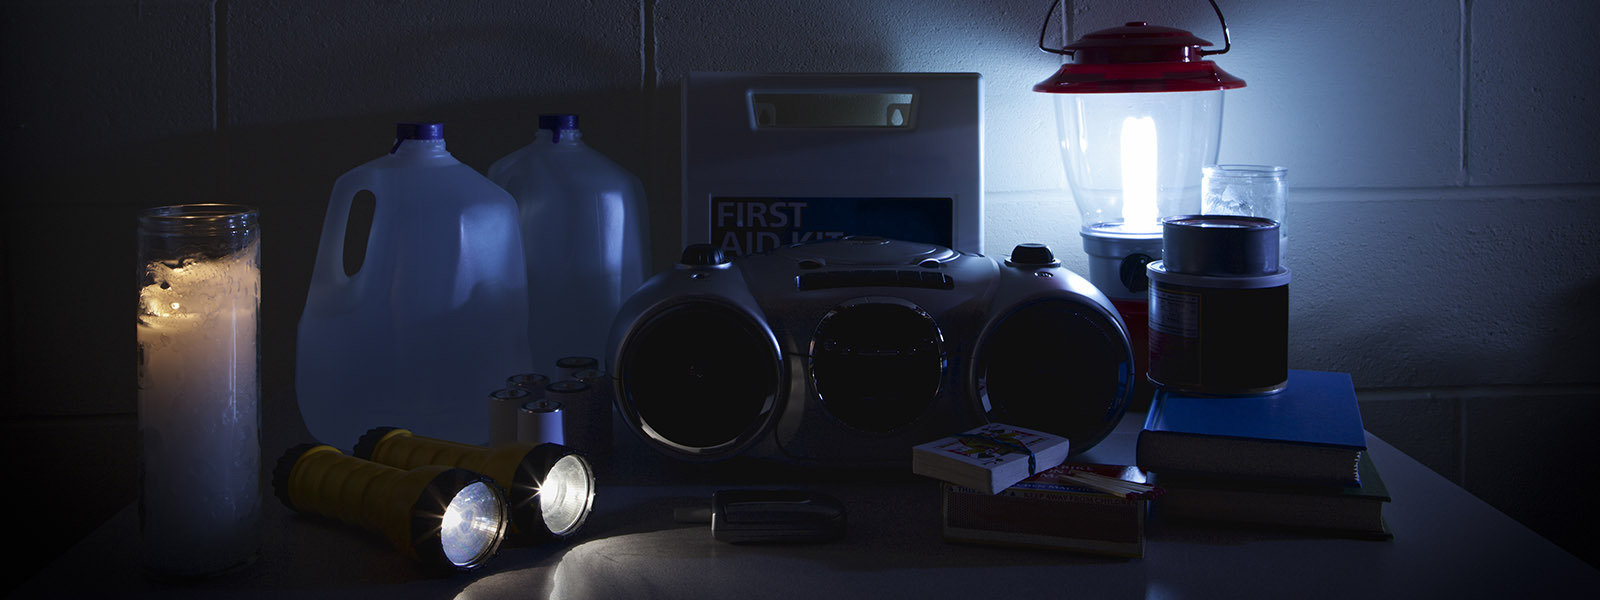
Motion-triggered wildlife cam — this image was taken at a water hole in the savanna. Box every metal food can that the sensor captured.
[1147,216,1290,395]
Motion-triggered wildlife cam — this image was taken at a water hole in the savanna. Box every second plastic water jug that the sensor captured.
[488,114,649,372]
[296,123,533,450]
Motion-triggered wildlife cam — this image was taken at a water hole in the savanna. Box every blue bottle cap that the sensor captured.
[538,115,580,130]
[395,122,445,140]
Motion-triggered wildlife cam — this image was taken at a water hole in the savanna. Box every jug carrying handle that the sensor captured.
[312,167,382,296]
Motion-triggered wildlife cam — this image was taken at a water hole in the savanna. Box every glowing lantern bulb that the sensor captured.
[1119,115,1159,231]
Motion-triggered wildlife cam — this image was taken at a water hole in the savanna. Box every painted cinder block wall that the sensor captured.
[2,0,1596,585]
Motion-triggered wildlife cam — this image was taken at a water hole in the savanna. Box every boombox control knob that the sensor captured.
[1007,243,1060,268]
[680,243,730,267]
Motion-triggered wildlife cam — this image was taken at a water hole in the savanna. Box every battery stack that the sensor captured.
[570,368,615,454]
[555,356,599,382]
[486,387,532,446]
[518,398,565,445]
[487,358,614,455]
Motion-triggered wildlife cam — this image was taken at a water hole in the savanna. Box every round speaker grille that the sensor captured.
[977,298,1132,454]
[810,301,944,434]
[618,302,781,455]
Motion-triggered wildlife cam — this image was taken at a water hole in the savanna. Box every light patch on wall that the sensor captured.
[872,0,1066,194]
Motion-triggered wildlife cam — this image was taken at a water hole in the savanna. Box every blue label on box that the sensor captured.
[711,197,953,256]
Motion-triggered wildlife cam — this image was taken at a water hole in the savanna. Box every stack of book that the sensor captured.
[1137,370,1392,539]
[912,423,1156,557]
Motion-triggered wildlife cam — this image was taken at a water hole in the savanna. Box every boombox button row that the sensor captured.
[797,270,954,291]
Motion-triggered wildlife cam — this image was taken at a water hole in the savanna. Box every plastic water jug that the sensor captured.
[488,115,649,371]
[296,123,533,450]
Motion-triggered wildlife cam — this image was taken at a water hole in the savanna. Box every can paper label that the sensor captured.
[1149,284,1202,387]
[1149,286,1200,338]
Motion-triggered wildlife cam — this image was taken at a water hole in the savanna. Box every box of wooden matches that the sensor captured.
[941,463,1157,558]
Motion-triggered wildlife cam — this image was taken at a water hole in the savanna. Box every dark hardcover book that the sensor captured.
[1154,451,1392,539]
[942,463,1147,558]
[1138,370,1366,487]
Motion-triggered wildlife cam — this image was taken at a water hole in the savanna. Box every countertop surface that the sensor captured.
[20,392,1600,599]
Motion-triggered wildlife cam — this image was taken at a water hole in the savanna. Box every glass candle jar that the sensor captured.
[135,204,261,577]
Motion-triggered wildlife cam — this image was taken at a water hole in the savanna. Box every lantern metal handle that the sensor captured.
[1037,0,1234,57]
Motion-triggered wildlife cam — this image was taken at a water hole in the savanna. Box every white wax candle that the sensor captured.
[136,240,261,576]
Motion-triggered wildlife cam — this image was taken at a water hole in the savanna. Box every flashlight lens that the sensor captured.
[441,481,506,567]
[540,455,595,536]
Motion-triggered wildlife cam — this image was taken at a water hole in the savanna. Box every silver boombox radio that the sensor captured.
[605,237,1135,466]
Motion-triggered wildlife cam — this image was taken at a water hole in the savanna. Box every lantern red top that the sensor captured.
[1034,22,1245,94]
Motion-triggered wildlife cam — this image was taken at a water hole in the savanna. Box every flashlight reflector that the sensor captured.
[441,481,508,567]
[540,454,594,536]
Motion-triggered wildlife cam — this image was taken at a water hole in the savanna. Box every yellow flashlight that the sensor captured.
[271,443,508,572]
[355,427,597,542]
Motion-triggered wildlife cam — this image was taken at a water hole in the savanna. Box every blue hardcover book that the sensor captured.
[1138,370,1366,487]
